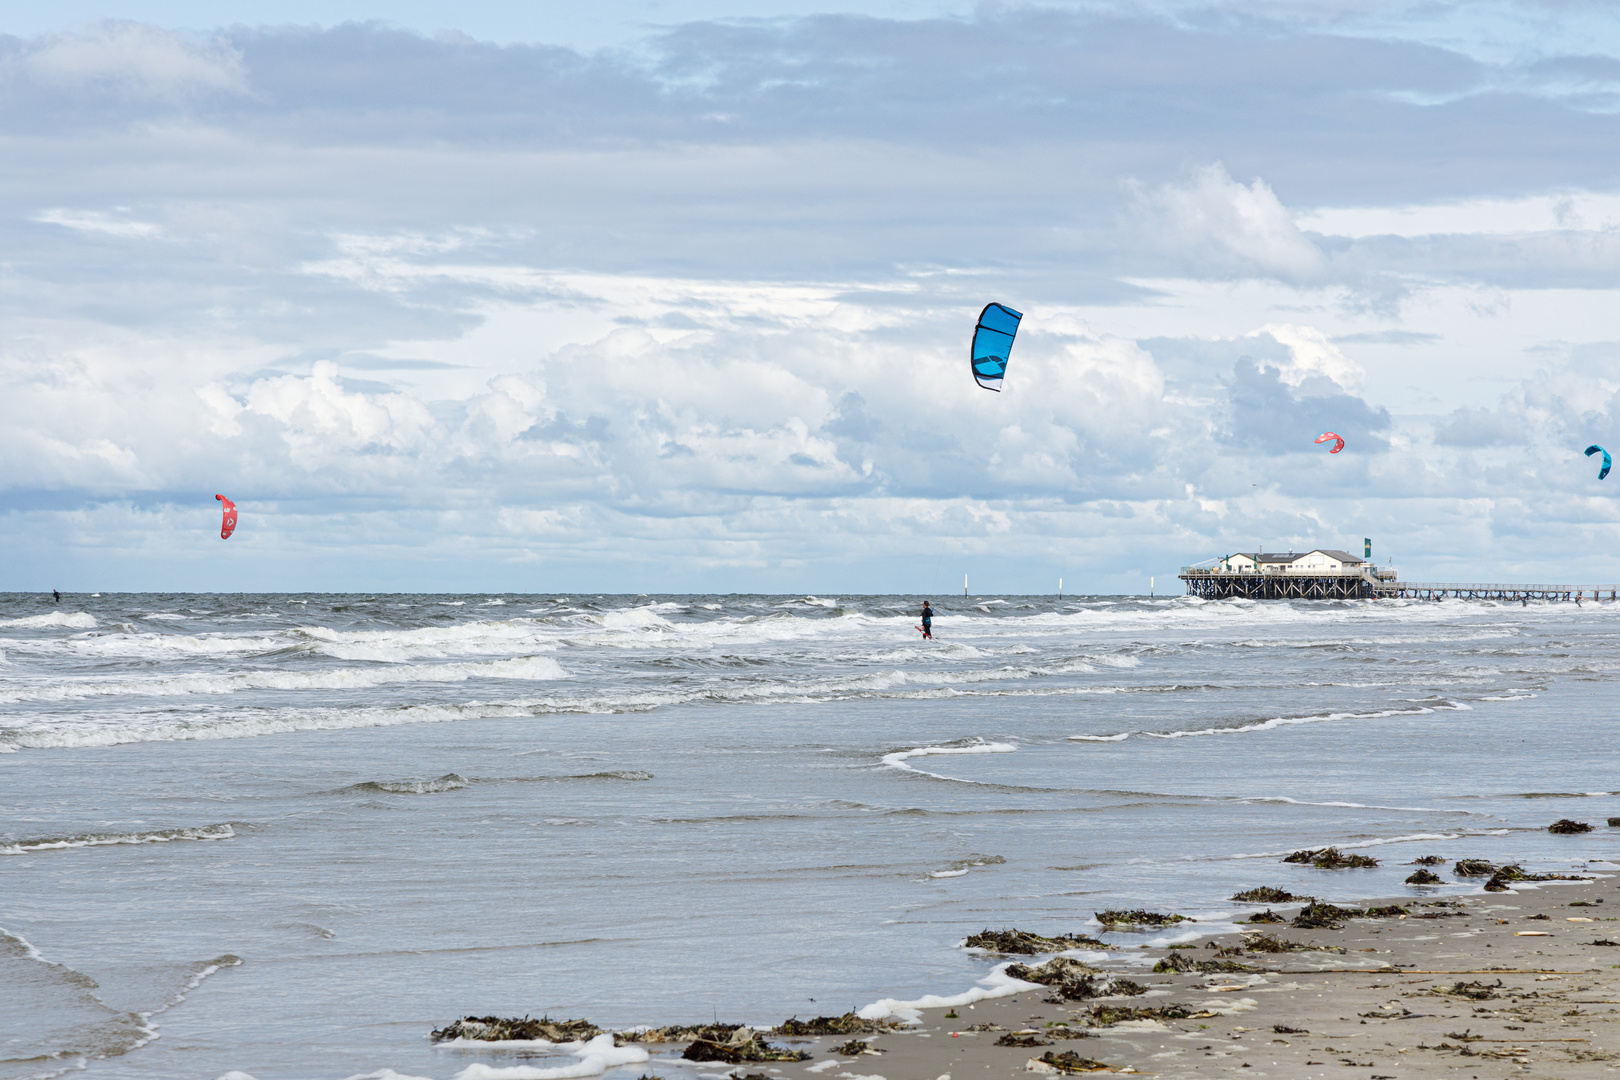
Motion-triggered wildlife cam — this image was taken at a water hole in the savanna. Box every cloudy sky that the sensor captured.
[5,0,1620,593]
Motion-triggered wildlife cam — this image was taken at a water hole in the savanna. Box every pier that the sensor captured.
[1179,548,1618,602]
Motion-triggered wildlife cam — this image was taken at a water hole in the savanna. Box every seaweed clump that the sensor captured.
[1432,980,1503,1001]
[1283,847,1377,869]
[1230,886,1305,903]
[1079,1003,1210,1026]
[1242,933,1334,954]
[963,929,1109,954]
[1406,869,1442,885]
[1453,859,1497,877]
[1034,1050,1116,1073]
[1549,819,1593,834]
[1152,953,1253,974]
[1292,902,1361,929]
[772,1013,898,1037]
[996,1032,1051,1047]
[1362,904,1408,917]
[1410,855,1445,866]
[1005,957,1143,1001]
[833,1040,883,1056]
[679,1026,810,1064]
[430,1016,601,1043]
[1094,909,1186,927]
[1244,909,1285,924]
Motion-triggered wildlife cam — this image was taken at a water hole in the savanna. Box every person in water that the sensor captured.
[52,589,60,603]
[920,600,933,639]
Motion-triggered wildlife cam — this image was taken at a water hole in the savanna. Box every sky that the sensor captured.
[5,1,1620,594]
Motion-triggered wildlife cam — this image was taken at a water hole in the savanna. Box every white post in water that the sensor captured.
[964,573,968,597]
[1058,577,1062,599]
[1150,576,1154,597]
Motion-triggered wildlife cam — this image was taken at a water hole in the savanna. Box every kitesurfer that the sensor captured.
[920,601,934,640]
[52,589,60,603]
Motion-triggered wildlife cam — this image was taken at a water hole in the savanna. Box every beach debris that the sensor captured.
[1452,859,1497,877]
[1409,855,1445,865]
[1362,904,1408,917]
[430,1016,601,1043]
[1569,898,1603,905]
[1442,1029,1483,1042]
[1243,909,1285,923]
[772,1013,900,1037]
[1282,847,1377,869]
[1080,1003,1213,1026]
[1094,908,1186,927]
[1592,939,1619,946]
[1608,817,1620,827]
[1152,953,1254,973]
[1549,818,1593,834]
[1031,1050,1116,1073]
[1405,869,1442,884]
[1006,957,1143,1000]
[833,1040,884,1055]
[1272,1025,1308,1034]
[964,929,1110,953]
[1241,933,1339,954]
[1526,913,1550,920]
[680,1026,810,1063]
[1229,887,1305,903]
[998,1032,1052,1047]
[1431,980,1503,1001]
[1291,902,1361,929]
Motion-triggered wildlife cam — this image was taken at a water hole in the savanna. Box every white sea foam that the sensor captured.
[857,965,1041,1025]
[0,611,97,629]
[2,823,235,855]
[1068,703,1448,742]
[448,1034,648,1079]
[1229,832,1461,859]
[0,654,567,704]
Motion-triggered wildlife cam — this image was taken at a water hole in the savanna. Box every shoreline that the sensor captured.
[439,866,1620,1080]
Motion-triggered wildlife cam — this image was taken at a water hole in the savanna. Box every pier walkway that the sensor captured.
[1178,569,1620,602]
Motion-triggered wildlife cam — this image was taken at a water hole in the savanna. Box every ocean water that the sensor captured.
[2,591,1617,1080]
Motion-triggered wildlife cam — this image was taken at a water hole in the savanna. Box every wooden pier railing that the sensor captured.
[1178,569,1620,602]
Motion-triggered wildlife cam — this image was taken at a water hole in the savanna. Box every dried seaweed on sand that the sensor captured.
[964,929,1110,954]
[430,1016,602,1043]
[679,1026,810,1063]
[833,1040,883,1055]
[1230,886,1306,903]
[1291,901,1362,929]
[772,1013,900,1037]
[1282,847,1377,869]
[1006,957,1144,1000]
[1033,1050,1116,1073]
[1243,909,1285,923]
[1080,1003,1213,1026]
[1094,908,1186,926]
[1152,953,1254,973]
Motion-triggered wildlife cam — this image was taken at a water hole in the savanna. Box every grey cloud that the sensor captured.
[1223,358,1392,456]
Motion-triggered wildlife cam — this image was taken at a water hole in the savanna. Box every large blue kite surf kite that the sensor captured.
[1587,444,1612,480]
[971,302,1023,391]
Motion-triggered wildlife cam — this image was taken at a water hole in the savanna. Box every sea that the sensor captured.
[2,592,1616,1080]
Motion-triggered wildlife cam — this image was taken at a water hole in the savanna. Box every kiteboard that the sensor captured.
[915,625,932,638]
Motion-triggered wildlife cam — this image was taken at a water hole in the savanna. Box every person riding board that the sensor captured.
[919,601,933,639]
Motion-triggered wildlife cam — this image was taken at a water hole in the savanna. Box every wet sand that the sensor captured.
[645,873,1619,1080]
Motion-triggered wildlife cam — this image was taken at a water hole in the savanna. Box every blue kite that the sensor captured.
[971,302,1023,391]
[1586,444,1612,480]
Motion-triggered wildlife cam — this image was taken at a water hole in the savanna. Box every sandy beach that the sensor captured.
[611,869,1620,1080]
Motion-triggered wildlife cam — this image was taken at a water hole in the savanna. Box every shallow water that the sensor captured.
[2,592,1617,1080]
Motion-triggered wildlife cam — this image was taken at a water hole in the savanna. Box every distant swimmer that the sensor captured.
[917,600,934,640]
